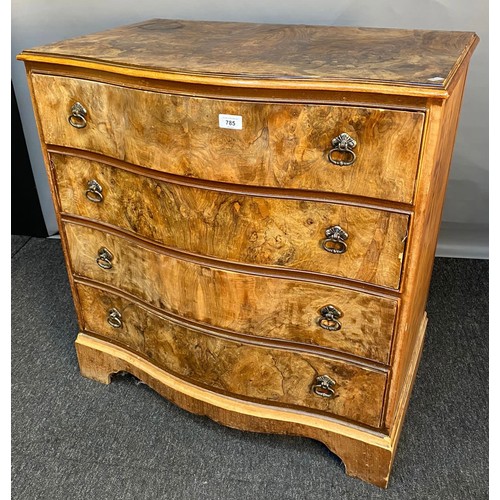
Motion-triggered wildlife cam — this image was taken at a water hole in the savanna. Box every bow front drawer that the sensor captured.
[32,73,424,203]
[53,154,409,289]
[76,283,387,428]
[65,222,398,363]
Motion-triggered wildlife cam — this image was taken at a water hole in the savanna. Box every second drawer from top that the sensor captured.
[32,73,424,203]
[53,153,410,289]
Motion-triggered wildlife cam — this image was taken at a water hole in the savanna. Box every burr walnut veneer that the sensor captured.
[18,19,478,487]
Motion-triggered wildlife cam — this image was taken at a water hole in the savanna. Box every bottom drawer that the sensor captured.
[76,283,387,428]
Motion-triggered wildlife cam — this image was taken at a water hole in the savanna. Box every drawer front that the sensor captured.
[54,154,409,289]
[76,283,387,427]
[33,74,424,203]
[65,222,397,363]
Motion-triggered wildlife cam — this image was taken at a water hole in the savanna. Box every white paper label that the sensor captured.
[219,114,243,130]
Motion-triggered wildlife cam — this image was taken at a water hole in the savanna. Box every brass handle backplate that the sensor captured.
[68,102,87,129]
[328,133,357,166]
[312,375,337,398]
[107,308,122,329]
[96,247,113,270]
[85,179,103,203]
[321,225,348,254]
[318,304,343,331]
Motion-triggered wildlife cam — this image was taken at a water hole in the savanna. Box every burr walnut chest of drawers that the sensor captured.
[18,19,478,487]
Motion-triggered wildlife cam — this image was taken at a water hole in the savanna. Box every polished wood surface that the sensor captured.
[19,20,477,97]
[25,60,433,111]
[76,283,387,427]
[384,61,472,428]
[20,18,478,488]
[65,222,398,363]
[75,313,426,488]
[32,74,424,203]
[53,154,409,289]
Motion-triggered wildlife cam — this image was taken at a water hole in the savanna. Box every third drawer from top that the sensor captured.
[64,221,398,364]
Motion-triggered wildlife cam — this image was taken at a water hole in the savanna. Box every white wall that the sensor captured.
[11,1,488,257]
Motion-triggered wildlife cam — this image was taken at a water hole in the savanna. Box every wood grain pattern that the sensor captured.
[384,63,471,428]
[74,313,426,488]
[52,154,409,289]
[25,60,432,110]
[32,74,424,203]
[76,282,387,428]
[19,19,479,488]
[19,20,477,95]
[20,67,90,333]
[64,221,398,363]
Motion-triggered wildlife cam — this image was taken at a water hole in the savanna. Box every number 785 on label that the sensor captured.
[219,114,243,130]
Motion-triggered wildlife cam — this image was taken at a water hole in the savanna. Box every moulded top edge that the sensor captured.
[17,19,479,99]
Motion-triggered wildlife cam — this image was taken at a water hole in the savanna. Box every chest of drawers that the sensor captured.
[18,19,478,487]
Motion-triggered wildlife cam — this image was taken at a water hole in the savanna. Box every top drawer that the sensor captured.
[31,74,424,204]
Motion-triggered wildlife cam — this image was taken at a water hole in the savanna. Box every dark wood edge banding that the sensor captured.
[74,275,390,373]
[62,214,403,299]
[407,93,429,208]
[395,108,430,292]
[23,62,430,110]
[48,145,415,215]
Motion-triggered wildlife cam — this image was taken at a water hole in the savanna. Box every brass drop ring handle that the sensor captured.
[107,308,122,329]
[68,102,87,129]
[85,180,103,203]
[312,375,336,398]
[322,238,347,254]
[321,225,348,254]
[318,304,343,331]
[328,133,357,167]
[319,318,341,331]
[96,247,113,270]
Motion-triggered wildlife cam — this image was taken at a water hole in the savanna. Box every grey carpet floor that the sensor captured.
[12,236,488,499]
[11,235,31,257]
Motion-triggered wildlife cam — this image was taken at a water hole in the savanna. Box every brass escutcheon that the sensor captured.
[85,179,103,203]
[96,247,113,270]
[318,304,343,331]
[107,308,122,329]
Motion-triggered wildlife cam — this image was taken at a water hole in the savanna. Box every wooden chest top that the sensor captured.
[18,19,478,97]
